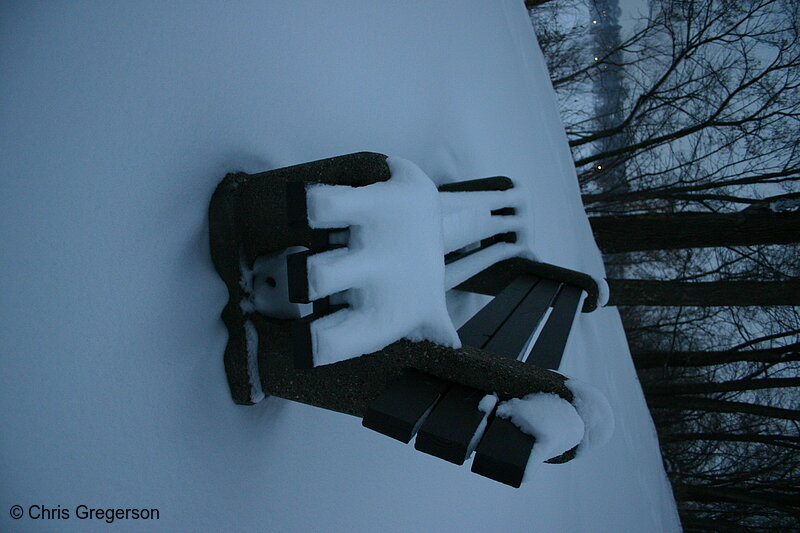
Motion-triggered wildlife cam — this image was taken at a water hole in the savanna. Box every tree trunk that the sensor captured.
[663,432,800,450]
[632,344,800,369]
[607,279,800,306]
[678,515,754,533]
[644,377,800,396]
[589,211,800,253]
[582,168,800,207]
[646,395,800,421]
[672,483,800,511]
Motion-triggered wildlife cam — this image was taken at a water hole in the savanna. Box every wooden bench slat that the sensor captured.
[286,249,311,304]
[414,384,489,464]
[437,176,514,193]
[525,284,583,369]
[470,416,534,488]
[483,278,561,358]
[414,277,557,464]
[361,369,449,443]
[291,299,349,369]
[457,275,538,350]
[361,274,537,447]
[471,284,584,486]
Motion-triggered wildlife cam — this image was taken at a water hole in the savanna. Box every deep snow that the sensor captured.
[0,2,681,532]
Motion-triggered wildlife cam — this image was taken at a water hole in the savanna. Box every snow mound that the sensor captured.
[564,377,616,456]
[596,277,610,307]
[478,393,499,414]
[305,156,461,366]
[496,393,585,478]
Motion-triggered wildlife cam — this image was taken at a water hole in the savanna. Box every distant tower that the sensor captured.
[590,0,628,195]
[590,0,630,277]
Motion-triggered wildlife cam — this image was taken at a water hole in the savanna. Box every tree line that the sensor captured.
[529,0,799,530]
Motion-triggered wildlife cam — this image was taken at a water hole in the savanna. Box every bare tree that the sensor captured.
[632,341,800,369]
[530,2,800,530]
[607,279,800,306]
[574,0,800,215]
[590,210,800,253]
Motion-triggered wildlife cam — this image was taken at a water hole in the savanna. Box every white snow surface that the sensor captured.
[496,393,585,474]
[306,157,460,366]
[0,2,681,532]
[479,393,500,414]
[498,375,615,466]
[596,276,611,307]
[565,376,616,457]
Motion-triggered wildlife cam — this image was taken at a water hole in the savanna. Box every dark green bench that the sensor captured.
[208,152,599,488]
[363,273,586,487]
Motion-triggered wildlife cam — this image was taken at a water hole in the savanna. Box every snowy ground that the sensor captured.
[1,2,681,532]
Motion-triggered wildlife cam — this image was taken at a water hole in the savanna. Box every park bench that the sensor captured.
[363,272,588,487]
[208,152,600,487]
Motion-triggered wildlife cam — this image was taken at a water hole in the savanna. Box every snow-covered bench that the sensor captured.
[208,152,608,487]
[363,272,590,487]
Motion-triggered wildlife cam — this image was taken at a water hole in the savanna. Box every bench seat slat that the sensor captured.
[471,284,584,486]
[457,275,537,349]
[470,416,534,488]
[360,270,537,447]
[414,277,558,464]
[413,384,489,464]
[361,369,449,443]
[483,278,561,358]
